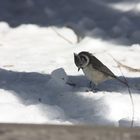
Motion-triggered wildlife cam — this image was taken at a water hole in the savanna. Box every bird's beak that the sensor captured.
[78,67,80,71]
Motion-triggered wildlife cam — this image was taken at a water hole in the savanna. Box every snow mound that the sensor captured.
[0,23,140,127]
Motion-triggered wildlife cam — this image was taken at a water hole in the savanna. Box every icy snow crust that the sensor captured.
[0,22,139,127]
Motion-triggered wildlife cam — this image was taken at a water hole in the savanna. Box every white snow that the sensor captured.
[0,1,140,127]
[109,2,136,12]
[109,1,140,13]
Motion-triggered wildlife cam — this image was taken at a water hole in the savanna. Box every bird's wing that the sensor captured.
[90,54,117,79]
[87,53,127,85]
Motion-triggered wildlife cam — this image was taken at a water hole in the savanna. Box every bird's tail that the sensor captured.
[111,74,128,86]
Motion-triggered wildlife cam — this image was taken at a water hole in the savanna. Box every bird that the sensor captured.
[74,51,126,89]
[74,52,134,126]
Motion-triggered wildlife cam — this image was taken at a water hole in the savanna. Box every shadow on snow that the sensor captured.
[0,68,139,124]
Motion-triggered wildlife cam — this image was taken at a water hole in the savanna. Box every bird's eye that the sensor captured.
[81,56,87,62]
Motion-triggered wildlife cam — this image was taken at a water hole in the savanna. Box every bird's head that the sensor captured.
[74,51,90,71]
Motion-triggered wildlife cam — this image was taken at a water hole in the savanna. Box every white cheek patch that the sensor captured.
[82,61,89,68]
[80,54,90,68]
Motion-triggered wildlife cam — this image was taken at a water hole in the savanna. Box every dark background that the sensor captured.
[0,0,140,45]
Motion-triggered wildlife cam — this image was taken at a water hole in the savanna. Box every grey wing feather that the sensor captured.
[90,54,117,79]
[86,52,127,85]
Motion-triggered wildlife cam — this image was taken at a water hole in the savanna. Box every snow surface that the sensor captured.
[0,0,140,127]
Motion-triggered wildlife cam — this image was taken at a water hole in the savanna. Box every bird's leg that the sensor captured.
[88,81,99,92]
[89,81,92,89]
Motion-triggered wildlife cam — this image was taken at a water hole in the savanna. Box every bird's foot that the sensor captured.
[88,81,100,93]
[92,87,100,93]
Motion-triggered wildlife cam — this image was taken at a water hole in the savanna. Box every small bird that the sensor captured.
[74,52,134,126]
[74,51,126,88]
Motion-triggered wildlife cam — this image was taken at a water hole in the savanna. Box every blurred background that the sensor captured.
[0,0,140,45]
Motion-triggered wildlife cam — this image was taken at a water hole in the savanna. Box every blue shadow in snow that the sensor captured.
[0,68,139,125]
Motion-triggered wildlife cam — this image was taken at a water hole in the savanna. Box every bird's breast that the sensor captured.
[82,64,109,85]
